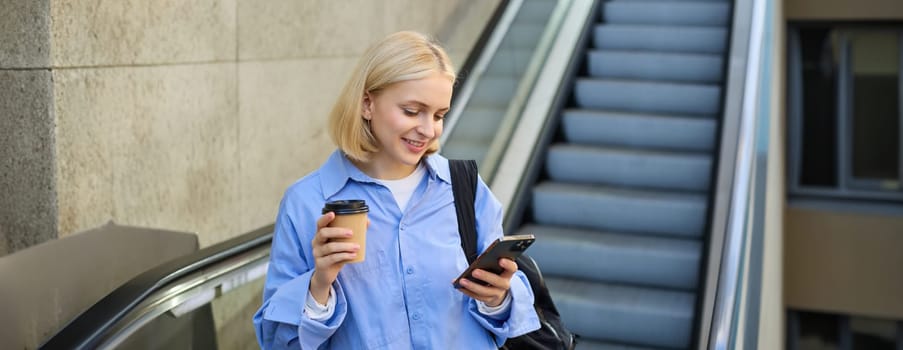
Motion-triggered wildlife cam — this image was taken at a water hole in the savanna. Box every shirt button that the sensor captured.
[406,267,414,275]
[412,313,421,320]
[400,224,406,231]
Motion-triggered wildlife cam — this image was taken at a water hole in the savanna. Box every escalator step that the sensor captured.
[561,109,717,152]
[604,1,731,26]
[588,50,724,83]
[547,144,712,191]
[547,277,695,348]
[519,224,700,290]
[594,24,727,54]
[575,78,721,116]
[532,182,706,238]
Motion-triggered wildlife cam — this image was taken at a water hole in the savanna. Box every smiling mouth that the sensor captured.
[403,138,426,148]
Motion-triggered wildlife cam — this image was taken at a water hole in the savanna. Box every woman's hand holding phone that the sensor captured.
[453,234,534,306]
[309,212,362,304]
[455,258,518,307]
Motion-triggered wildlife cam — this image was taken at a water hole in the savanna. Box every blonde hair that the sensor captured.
[328,31,456,162]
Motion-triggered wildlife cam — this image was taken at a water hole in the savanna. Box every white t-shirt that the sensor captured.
[377,162,427,212]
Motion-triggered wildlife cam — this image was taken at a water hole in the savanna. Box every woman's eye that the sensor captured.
[403,109,418,116]
[434,114,446,121]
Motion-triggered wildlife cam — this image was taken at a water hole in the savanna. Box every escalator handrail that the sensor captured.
[480,0,575,184]
[441,0,523,146]
[491,0,598,216]
[702,0,772,347]
[449,0,511,99]
[499,0,601,233]
[40,225,274,350]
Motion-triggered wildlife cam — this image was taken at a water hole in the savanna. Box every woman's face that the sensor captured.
[362,71,453,179]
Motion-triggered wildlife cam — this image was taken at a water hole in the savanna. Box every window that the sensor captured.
[788,25,903,202]
[849,31,899,187]
[787,309,902,350]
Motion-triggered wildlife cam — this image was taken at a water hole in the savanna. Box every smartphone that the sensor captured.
[453,234,535,289]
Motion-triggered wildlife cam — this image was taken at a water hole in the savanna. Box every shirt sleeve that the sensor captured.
[304,286,337,321]
[476,292,512,318]
[253,193,349,350]
[466,176,541,344]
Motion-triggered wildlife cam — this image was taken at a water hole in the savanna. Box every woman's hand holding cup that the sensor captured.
[309,200,370,304]
[309,211,360,304]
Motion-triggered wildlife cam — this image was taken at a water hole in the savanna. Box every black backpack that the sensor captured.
[449,159,577,350]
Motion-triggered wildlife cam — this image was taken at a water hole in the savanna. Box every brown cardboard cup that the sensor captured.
[322,200,369,263]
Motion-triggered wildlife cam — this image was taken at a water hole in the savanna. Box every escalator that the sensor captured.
[36,0,773,348]
[514,0,731,348]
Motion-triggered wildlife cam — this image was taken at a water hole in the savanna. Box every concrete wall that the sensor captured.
[0,0,498,253]
[0,0,499,348]
[786,0,903,20]
[0,0,57,255]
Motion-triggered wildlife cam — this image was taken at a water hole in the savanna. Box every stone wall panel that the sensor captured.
[0,70,57,255]
[50,0,236,67]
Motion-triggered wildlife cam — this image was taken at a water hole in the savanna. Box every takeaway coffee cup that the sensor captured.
[322,200,369,263]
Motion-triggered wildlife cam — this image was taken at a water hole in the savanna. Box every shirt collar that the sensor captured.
[320,150,452,198]
[424,153,452,184]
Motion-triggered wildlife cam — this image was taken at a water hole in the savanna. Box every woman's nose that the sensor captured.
[416,116,436,138]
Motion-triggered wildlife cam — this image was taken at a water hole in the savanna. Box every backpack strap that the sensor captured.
[449,159,479,264]
[450,160,577,349]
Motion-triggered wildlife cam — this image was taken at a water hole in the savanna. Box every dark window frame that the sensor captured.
[786,309,903,350]
[787,23,903,203]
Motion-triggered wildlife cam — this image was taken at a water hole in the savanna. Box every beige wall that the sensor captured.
[785,0,903,20]
[1,0,499,348]
[782,0,903,326]
[1,0,498,255]
[754,1,903,347]
[784,207,903,319]
[48,0,496,246]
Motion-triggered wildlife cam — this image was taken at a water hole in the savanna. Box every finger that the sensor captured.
[457,279,508,307]
[320,242,360,256]
[320,251,358,265]
[313,212,337,245]
[313,226,352,245]
[456,286,486,302]
[316,212,335,230]
[457,277,500,298]
[498,258,518,280]
[312,240,359,259]
[455,279,492,300]
[470,269,510,291]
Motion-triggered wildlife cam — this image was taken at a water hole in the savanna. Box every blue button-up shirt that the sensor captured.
[253,150,540,349]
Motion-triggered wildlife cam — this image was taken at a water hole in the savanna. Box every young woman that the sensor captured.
[253,31,540,349]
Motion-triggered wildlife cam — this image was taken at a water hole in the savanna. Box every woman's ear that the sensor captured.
[361,92,372,120]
